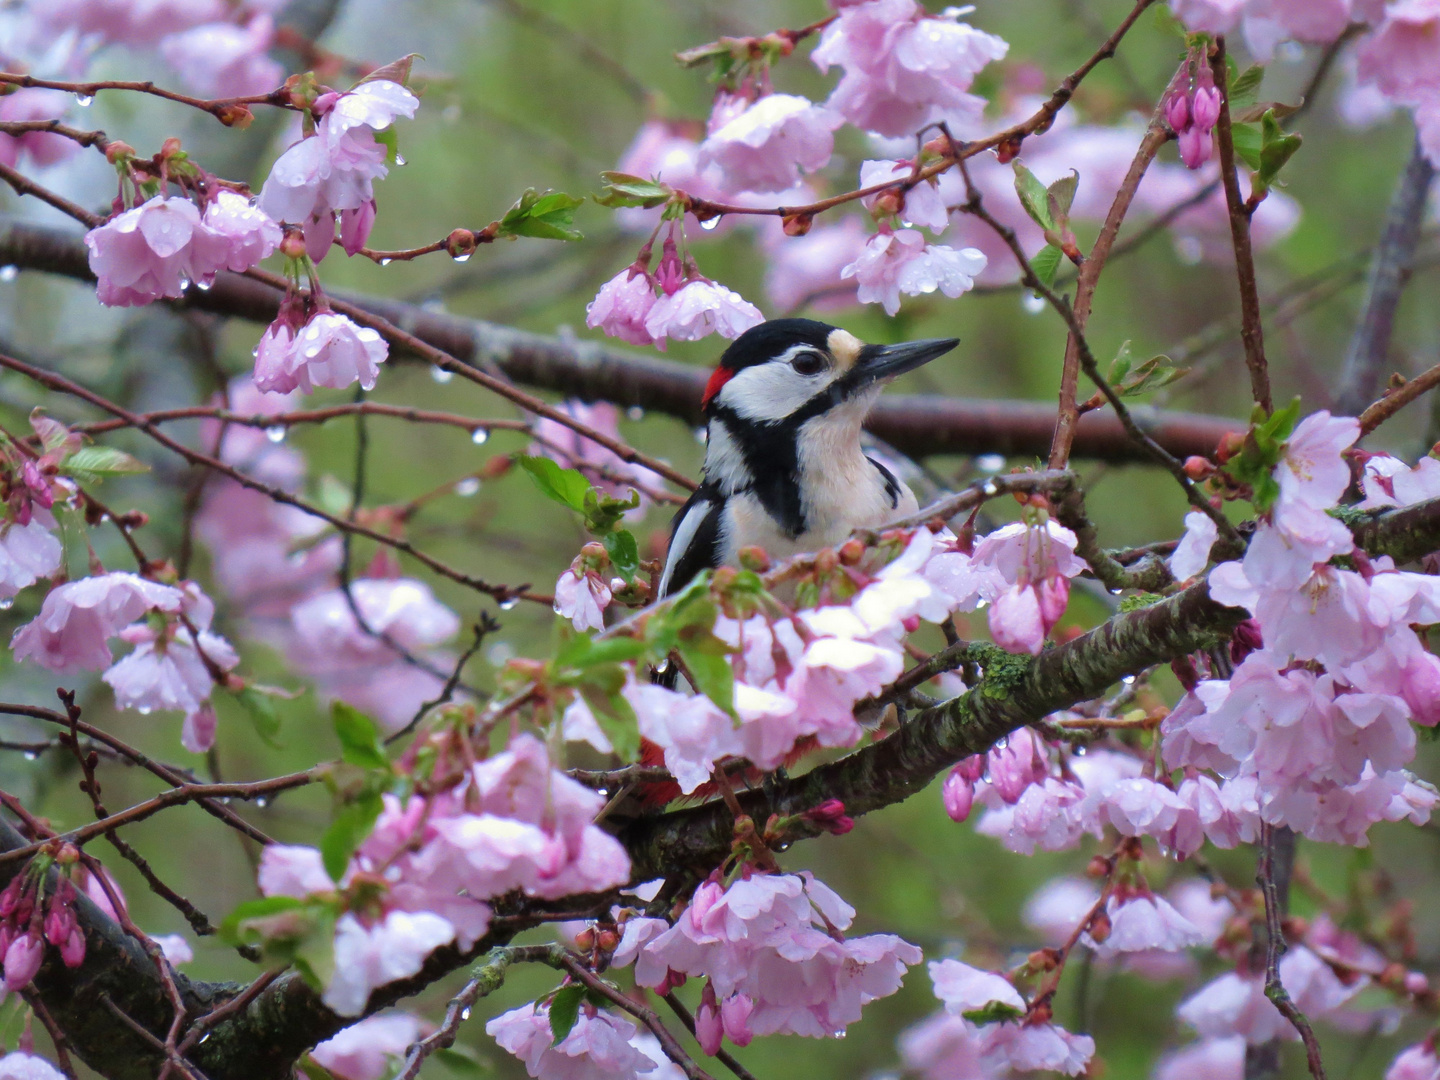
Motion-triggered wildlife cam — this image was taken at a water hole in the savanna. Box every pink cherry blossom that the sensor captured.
[324,910,457,1016]
[978,1022,1095,1076]
[201,190,283,272]
[257,81,418,247]
[812,0,1009,137]
[1022,877,1100,946]
[897,1012,988,1080]
[643,279,764,343]
[312,1013,426,1080]
[83,196,231,307]
[258,844,337,898]
[160,15,283,98]
[554,566,612,632]
[0,515,63,601]
[33,0,228,46]
[11,572,186,673]
[930,958,1025,1015]
[1154,1036,1246,1080]
[153,934,192,965]
[487,1003,658,1080]
[942,766,976,822]
[1358,453,1440,508]
[1170,509,1219,580]
[586,267,661,347]
[698,94,842,194]
[859,159,950,232]
[1085,892,1206,957]
[1388,1043,1440,1080]
[0,90,78,169]
[252,311,388,395]
[3,932,42,990]
[102,622,239,718]
[841,228,987,315]
[1358,1,1440,104]
[1178,947,1361,1045]
[0,1052,67,1080]
[627,683,742,795]
[1276,411,1360,512]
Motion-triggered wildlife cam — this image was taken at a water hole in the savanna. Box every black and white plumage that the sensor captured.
[656,318,959,599]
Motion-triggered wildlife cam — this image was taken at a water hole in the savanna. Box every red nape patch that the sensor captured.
[701,366,735,409]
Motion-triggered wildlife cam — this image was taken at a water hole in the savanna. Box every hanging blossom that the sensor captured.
[256,733,629,1016]
[1388,1041,1440,1080]
[311,1013,427,1080]
[84,191,282,307]
[0,413,73,602]
[487,1003,664,1080]
[253,295,389,395]
[588,237,764,348]
[10,572,188,673]
[811,0,1009,138]
[859,158,951,233]
[1164,60,1222,170]
[971,516,1087,655]
[159,13,282,98]
[929,959,1095,1075]
[554,543,614,633]
[258,79,419,262]
[697,92,843,195]
[841,226,987,316]
[615,871,921,1046]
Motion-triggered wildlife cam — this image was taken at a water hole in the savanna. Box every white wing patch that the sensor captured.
[657,498,711,598]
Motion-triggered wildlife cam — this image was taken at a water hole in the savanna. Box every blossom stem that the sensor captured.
[1358,353,1440,435]
[1256,824,1327,1079]
[0,72,290,124]
[1209,37,1272,414]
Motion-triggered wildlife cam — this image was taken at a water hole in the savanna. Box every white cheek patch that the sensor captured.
[826,328,864,375]
[717,361,835,423]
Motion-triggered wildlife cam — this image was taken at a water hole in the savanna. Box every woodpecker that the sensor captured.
[656,318,959,598]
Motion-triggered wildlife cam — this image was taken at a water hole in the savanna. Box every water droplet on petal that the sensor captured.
[699,217,721,231]
[0,266,17,282]
[471,428,489,445]
[454,477,480,497]
[1073,744,1087,756]
[178,278,191,292]
[452,252,471,263]
[431,366,454,384]
[75,94,93,107]
[0,598,12,611]
[379,257,393,266]
[197,280,212,291]
[265,426,287,443]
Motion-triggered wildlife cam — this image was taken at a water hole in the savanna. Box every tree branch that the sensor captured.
[0,215,1245,464]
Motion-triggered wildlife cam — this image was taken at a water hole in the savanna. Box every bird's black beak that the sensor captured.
[854,337,959,384]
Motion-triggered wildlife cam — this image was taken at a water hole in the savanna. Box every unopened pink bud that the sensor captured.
[1036,576,1069,634]
[696,984,723,1055]
[4,933,43,989]
[60,927,84,969]
[1164,92,1190,133]
[1191,87,1222,132]
[720,993,754,1047]
[1178,126,1212,170]
[942,768,975,823]
[687,881,724,931]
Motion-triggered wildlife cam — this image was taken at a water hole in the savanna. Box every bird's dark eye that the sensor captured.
[790,351,828,376]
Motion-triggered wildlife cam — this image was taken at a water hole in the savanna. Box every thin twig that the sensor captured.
[1358,355,1440,436]
[1257,823,1327,1080]
[1210,37,1272,414]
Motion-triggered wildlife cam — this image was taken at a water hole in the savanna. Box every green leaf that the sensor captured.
[549,984,585,1045]
[1229,63,1265,110]
[961,1001,1025,1025]
[1230,121,1262,171]
[582,487,640,535]
[677,635,734,718]
[1108,340,1133,384]
[498,188,584,242]
[1045,170,1078,224]
[1116,353,1190,398]
[320,792,383,882]
[1029,244,1062,289]
[219,895,306,941]
[518,456,591,513]
[555,632,647,671]
[355,53,420,88]
[1012,162,1053,230]
[603,530,640,585]
[235,685,283,747]
[332,701,388,770]
[30,410,72,456]
[372,127,399,166]
[62,446,149,479]
[297,1057,340,1080]
[1256,108,1302,190]
[595,171,672,209]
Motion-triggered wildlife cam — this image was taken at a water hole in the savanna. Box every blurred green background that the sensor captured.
[1,0,1439,1076]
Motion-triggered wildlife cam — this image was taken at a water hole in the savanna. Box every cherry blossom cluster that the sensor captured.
[0,860,85,991]
[1164,50,1223,170]
[255,731,629,1015]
